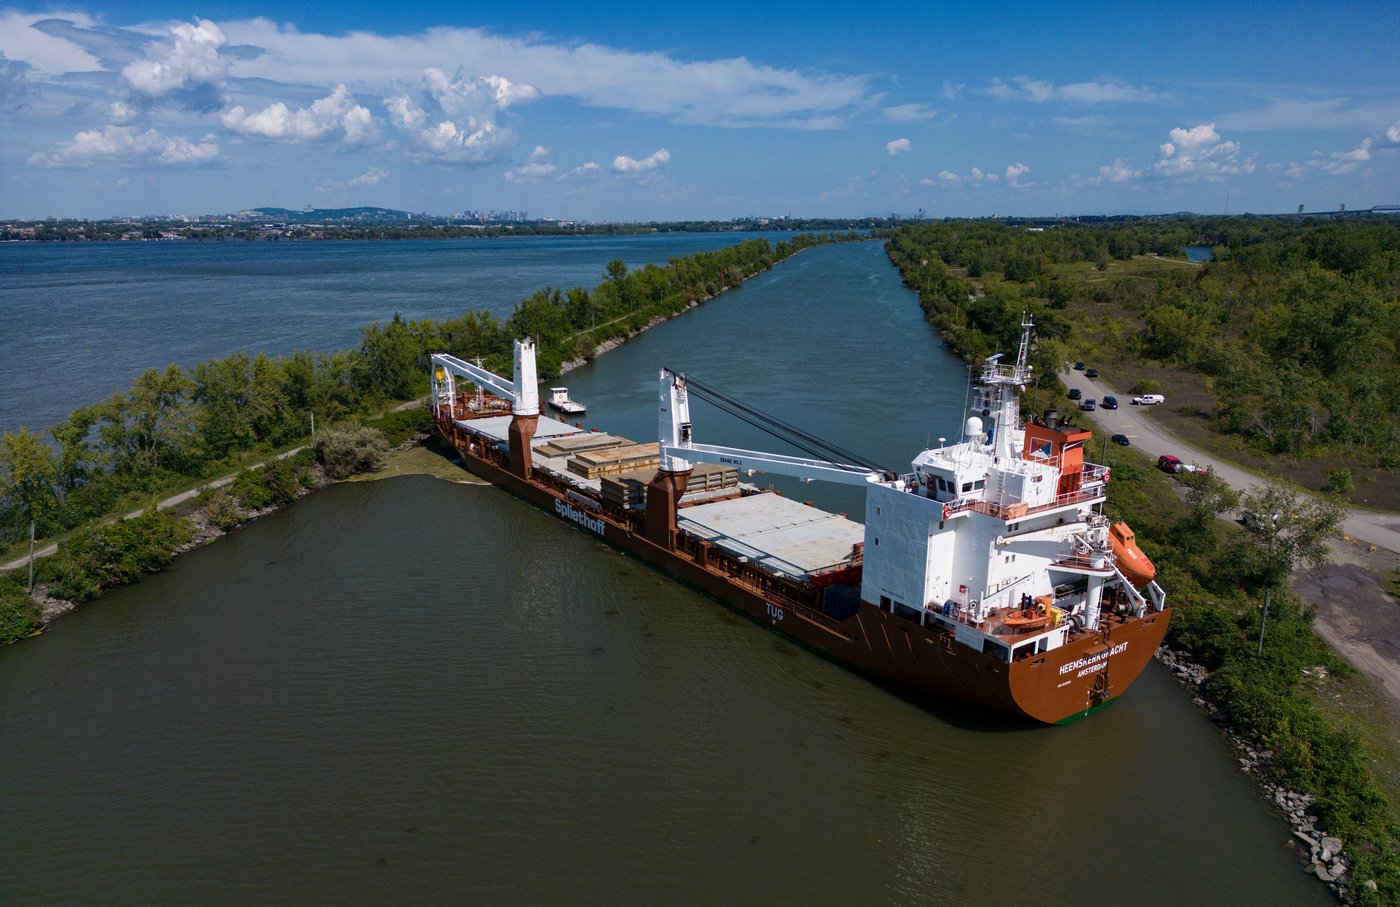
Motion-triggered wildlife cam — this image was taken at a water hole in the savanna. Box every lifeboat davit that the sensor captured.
[1004,594,1059,631]
[1110,522,1156,587]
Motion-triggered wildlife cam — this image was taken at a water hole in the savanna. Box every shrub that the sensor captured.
[0,579,39,644]
[313,425,388,479]
[1130,378,1162,395]
[44,509,193,603]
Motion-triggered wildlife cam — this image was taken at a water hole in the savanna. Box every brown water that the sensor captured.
[0,243,1326,905]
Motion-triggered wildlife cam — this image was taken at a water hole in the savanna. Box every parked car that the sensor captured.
[1085,368,1099,378]
[1101,395,1119,409]
[1112,433,1131,446]
[1073,361,1086,371]
[1157,454,1182,473]
[1080,399,1097,411]
[1132,394,1165,405]
[1068,387,1082,400]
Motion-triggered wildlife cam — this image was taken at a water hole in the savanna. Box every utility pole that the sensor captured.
[1257,587,1271,656]
[28,520,36,594]
[310,413,316,441]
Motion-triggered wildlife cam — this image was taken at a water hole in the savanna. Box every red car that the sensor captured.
[1157,454,1183,473]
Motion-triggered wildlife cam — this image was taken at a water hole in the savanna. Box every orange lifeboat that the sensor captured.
[1110,522,1156,587]
[1004,594,1057,631]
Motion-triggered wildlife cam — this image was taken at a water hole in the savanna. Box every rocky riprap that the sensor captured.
[1155,645,1357,900]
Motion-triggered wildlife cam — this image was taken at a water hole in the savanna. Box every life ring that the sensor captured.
[942,504,952,521]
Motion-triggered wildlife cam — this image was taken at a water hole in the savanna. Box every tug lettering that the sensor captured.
[555,498,606,536]
[1059,642,1128,678]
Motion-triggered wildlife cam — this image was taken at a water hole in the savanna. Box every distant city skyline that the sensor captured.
[2,1,1398,220]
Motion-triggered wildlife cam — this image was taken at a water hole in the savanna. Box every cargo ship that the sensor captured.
[429,319,1170,724]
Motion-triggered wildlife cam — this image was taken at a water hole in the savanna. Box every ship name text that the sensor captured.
[556,499,606,536]
[1059,642,1129,677]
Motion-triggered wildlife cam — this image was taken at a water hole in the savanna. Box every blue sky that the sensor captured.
[2,1,1398,220]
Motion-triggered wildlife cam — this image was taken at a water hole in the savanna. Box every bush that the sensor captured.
[1130,378,1162,395]
[1327,467,1353,495]
[44,509,193,603]
[0,579,39,644]
[313,425,388,479]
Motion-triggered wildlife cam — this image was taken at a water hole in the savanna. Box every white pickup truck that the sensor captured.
[1132,394,1165,405]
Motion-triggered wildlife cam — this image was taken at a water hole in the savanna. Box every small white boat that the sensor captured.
[547,387,587,415]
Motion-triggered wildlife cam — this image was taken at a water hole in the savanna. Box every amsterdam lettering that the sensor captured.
[1059,642,1128,678]
[556,498,606,535]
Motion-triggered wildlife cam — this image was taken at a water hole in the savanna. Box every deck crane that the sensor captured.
[657,368,887,487]
[646,367,890,550]
[430,339,540,478]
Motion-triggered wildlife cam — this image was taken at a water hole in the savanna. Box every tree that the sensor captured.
[0,429,57,533]
[1236,479,1345,655]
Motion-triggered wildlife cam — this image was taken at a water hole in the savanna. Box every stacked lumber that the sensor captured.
[600,463,740,508]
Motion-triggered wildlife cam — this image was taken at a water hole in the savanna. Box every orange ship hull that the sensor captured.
[436,413,1171,725]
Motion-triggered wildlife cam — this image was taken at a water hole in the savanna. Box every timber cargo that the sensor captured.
[429,320,1170,724]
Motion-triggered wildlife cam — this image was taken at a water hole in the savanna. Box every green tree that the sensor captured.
[0,428,57,532]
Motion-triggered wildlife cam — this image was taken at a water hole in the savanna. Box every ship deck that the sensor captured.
[677,493,863,582]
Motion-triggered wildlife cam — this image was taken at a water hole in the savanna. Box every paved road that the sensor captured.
[1060,368,1400,556]
[0,446,306,574]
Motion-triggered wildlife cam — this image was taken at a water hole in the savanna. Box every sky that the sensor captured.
[2,1,1398,221]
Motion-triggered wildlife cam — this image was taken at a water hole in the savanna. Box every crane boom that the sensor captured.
[657,369,882,487]
[431,339,539,417]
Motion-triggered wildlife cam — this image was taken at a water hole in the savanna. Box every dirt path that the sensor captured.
[0,445,305,573]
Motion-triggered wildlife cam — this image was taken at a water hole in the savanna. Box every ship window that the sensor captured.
[974,480,986,490]
[874,537,879,546]
[961,482,973,493]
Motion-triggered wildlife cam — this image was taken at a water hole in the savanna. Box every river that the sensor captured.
[0,231,795,434]
[0,242,1325,905]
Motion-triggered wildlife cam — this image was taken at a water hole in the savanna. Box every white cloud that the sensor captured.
[886,137,911,155]
[1087,158,1142,185]
[388,67,536,163]
[222,85,376,144]
[172,18,871,130]
[561,161,602,180]
[1218,97,1400,133]
[1004,162,1030,187]
[940,81,965,100]
[1284,121,1400,179]
[985,75,1163,105]
[0,11,103,74]
[505,147,557,182]
[1154,123,1254,180]
[612,148,669,174]
[348,166,388,187]
[884,103,936,122]
[121,18,227,105]
[928,166,1001,188]
[30,124,219,166]
[504,161,558,183]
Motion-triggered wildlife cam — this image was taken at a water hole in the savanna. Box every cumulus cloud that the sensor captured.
[222,85,376,144]
[504,146,557,182]
[612,148,669,174]
[1154,123,1254,179]
[883,103,936,122]
[928,166,999,187]
[29,124,219,166]
[885,137,911,155]
[121,18,227,109]
[388,67,537,163]
[1283,121,1400,179]
[561,161,602,180]
[1087,158,1142,185]
[1004,162,1030,187]
[986,75,1163,105]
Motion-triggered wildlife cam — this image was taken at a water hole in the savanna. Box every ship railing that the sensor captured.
[1049,553,1114,572]
[941,483,1107,522]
